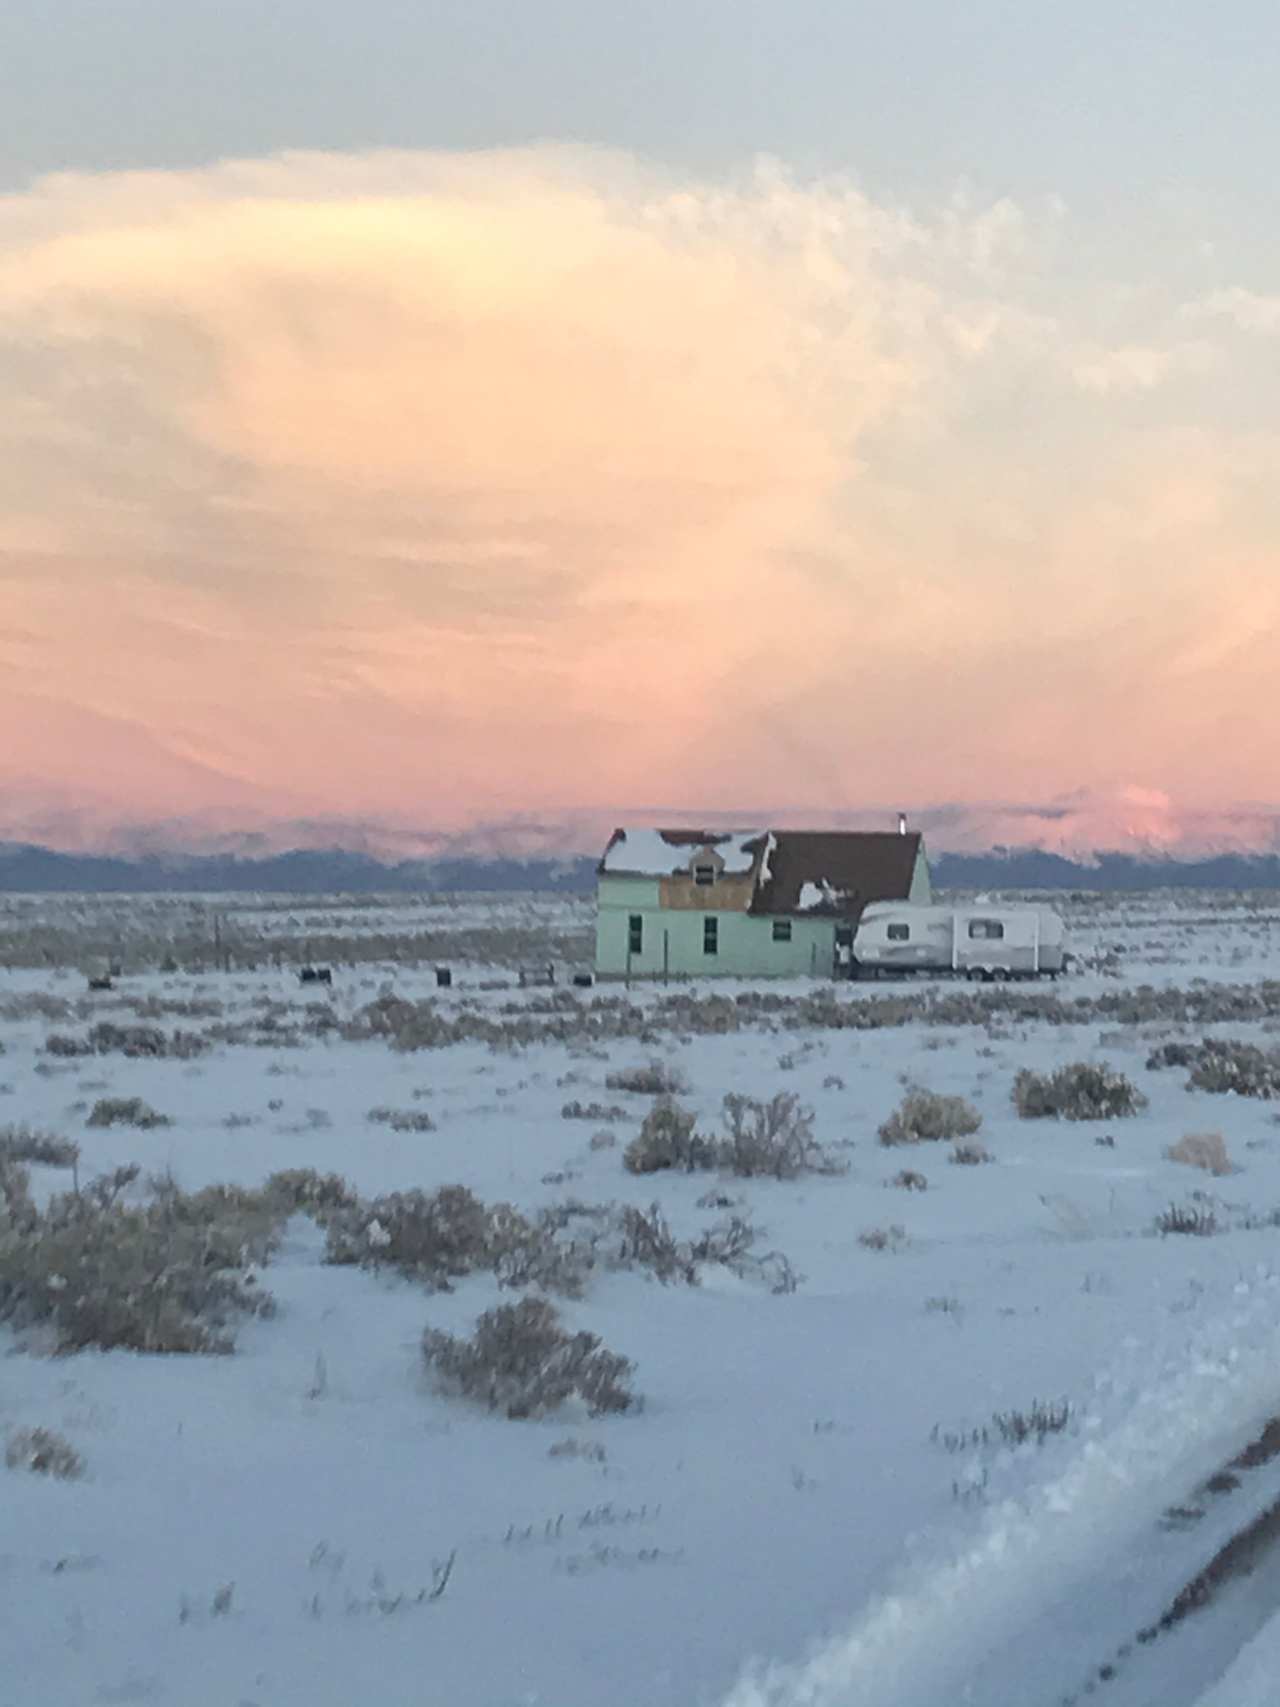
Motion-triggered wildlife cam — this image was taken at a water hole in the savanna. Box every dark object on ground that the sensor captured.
[298,966,333,986]
[435,967,452,988]
[87,976,114,992]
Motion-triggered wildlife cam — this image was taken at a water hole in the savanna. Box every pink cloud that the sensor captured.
[0,149,1276,840]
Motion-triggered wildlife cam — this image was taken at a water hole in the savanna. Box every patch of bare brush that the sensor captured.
[1166,1133,1234,1176]
[878,1090,982,1146]
[5,1426,84,1479]
[421,1297,637,1419]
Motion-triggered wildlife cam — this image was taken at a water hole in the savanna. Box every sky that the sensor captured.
[3,1,1280,854]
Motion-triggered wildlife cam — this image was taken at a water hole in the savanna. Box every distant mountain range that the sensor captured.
[2,840,1280,895]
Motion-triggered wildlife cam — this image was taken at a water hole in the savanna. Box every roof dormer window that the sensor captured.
[693,863,717,887]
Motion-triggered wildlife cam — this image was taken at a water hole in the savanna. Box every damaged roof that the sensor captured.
[599,828,769,876]
[748,831,922,918]
[599,826,922,918]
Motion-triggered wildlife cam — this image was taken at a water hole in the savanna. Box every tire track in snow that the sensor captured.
[720,1272,1280,1707]
[1059,1415,1280,1702]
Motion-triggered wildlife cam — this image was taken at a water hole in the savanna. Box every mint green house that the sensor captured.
[594,827,931,980]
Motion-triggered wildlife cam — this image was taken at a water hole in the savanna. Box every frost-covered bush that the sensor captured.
[85,1097,172,1130]
[561,1100,628,1121]
[889,1169,929,1191]
[367,1106,437,1133]
[1012,1063,1146,1121]
[950,1142,993,1166]
[622,1097,714,1174]
[0,1166,275,1353]
[323,1185,597,1297]
[878,1089,982,1146]
[1151,1039,1280,1100]
[718,1091,842,1179]
[262,1168,358,1215]
[422,1297,637,1419]
[45,1022,208,1060]
[0,1126,79,1168]
[5,1426,84,1479]
[605,1060,689,1096]
[1166,1132,1234,1176]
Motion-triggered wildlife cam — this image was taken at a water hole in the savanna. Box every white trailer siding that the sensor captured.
[855,902,1065,977]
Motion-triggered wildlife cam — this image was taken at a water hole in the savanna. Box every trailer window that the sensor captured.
[886,923,910,942]
[703,917,719,955]
[628,914,643,955]
[772,919,792,943]
[968,919,1004,941]
[693,863,716,886]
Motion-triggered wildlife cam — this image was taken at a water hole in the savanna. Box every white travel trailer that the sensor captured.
[852,901,1066,980]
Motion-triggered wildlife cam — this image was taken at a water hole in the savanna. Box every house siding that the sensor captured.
[596,876,836,978]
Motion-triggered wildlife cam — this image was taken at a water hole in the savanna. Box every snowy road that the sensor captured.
[724,1273,1280,1707]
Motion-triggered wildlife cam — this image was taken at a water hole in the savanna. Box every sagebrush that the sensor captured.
[878,1090,982,1146]
[422,1297,637,1419]
[0,1165,276,1353]
[1012,1063,1146,1120]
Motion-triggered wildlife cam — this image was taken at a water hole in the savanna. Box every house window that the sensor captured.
[703,917,719,956]
[772,919,792,943]
[887,923,910,942]
[693,863,716,887]
[968,919,1004,941]
[628,914,643,956]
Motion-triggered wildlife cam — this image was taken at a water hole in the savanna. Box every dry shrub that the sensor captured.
[1166,1132,1234,1176]
[1190,1043,1280,1098]
[951,1142,993,1166]
[0,1126,79,1169]
[1012,1063,1146,1121]
[858,1224,908,1252]
[562,1100,628,1121]
[1155,1200,1219,1236]
[992,1399,1070,1446]
[367,1106,437,1133]
[86,1097,172,1130]
[605,1060,688,1096]
[719,1092,843,1180]
[263,1168,358,1214]
[878,1089,982,1146]
[46,1022,208,1060]
[889,1169,929,1191]
[421,1297,636,1419]
[609,1202,796,1293]
[623,1092,840,1180]
[0,1166,275,1353]
[323,1185,597,1297]
[5,1426,84,1479]
[622,1097,714,1175]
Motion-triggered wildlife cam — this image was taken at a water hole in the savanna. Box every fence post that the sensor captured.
[663,930,670,985]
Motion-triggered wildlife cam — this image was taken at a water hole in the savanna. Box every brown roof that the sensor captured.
[750,831,922,918]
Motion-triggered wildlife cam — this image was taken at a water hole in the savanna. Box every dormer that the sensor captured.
[689,846,726,887]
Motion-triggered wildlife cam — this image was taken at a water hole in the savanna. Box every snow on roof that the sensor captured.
[599,828,768,877]
[797,878,855,914]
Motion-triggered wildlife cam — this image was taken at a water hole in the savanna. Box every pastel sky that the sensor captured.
[3,1,1279,851]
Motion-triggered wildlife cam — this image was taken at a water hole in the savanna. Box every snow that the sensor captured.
[796,879,850,912]
[4,888,1280,1703]
[600,829,767,876]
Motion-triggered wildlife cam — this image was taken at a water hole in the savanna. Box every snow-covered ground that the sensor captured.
[3,887,1280,1706]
